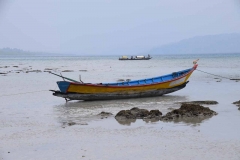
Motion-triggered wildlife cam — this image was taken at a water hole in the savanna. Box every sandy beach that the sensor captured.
[1,54,240,160]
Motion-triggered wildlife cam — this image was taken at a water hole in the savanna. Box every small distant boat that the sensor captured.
[50,62,198,101]
[119,55,152,60]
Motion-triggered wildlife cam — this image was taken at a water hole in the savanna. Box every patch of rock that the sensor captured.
[180,100,218,105]
[117,79,131,82]
[62,70,74,72]
[233,100,240,106]
[79,122,88,125]
[98,112,113,119]
[117,79,125,82]
[26,70,42,73]
[63,121,88,127]
[161,103,217,121]
[44,68,53,70]
[233,100,240,110]
[115,107,162,120]
[115,104,217,124]
[68,122,76,126]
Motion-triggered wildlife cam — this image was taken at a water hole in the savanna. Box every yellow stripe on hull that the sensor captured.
[67,70,194,94]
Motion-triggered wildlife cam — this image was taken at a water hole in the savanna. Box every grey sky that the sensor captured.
[0,0,240,55]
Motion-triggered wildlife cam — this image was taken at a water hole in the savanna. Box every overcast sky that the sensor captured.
[0,0,240,55]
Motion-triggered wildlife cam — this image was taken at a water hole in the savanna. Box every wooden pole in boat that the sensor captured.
[49,72,80,83]
[60,73,65,81]
[79,75,83,83]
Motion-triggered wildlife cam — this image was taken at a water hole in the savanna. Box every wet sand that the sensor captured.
[1,55,240,160]
[1,121,240,160]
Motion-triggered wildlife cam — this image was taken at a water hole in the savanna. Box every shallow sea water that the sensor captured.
[0,53,240,160]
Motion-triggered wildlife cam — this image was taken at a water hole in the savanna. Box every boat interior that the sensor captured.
[102,68,192,86]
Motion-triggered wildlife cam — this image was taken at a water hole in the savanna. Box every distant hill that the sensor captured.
[149,33,240,54]
[0,48,28,54]
[0,48,61,56]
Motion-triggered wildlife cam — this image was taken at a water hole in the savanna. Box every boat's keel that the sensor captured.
[51,81,189,101]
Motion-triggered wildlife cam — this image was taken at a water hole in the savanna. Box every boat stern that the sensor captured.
[56,81,71,93]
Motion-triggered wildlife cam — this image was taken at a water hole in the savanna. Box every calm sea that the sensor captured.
[1,53,240,82]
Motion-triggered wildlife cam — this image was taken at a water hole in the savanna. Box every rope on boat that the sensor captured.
[0,90,49,97]
[196,69,234,80]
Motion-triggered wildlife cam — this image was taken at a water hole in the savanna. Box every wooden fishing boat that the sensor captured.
[50,63,198,101]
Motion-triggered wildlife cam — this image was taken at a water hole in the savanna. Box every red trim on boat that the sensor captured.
[193,64,198,69]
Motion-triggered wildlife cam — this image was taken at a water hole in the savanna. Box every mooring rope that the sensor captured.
[196,69,233,80]
[0,90,49,97]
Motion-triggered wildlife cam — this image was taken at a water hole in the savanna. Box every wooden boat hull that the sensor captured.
[52,81,188,101]
[51,64,197,101]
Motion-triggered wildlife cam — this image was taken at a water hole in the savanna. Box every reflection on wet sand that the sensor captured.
[171,116,213,126]
[115,114,213,126]
[115,118,136,126]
